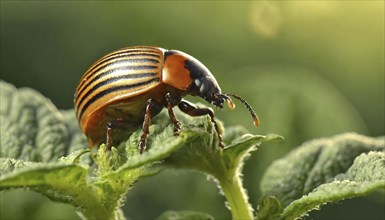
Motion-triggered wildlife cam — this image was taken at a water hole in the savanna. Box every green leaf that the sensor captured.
[0,81,144,219]
[117,112,194,171]
[0,149,141,220]
[0,158,36,174]
[218,64,371,219]
[157,108,282,220]
[260,133,385,219]
[156,210,215,220]
[255,196,283,220]
[221,125,249,145]
[0,163,89,201]
[283,151,385,220]
[60,109,89,154]
[0,80,85,162]
[0,81,282,220]
[163,114,282,180]
[58,149,90,164]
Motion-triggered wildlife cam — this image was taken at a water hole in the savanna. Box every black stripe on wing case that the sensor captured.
[76,72,158,109]
[78,77,160,120]
[76,65,159,100]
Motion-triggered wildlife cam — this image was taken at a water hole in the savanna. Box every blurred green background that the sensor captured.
[0,1,384,220]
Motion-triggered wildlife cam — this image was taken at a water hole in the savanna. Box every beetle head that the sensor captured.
[184,57,260,127]
[181,53,223,104]
[164,49,259,127]
[164,49,223,104]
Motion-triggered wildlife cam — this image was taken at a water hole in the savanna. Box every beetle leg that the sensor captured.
[106,122,114,150]
[178,100,224,148]
[139,99,157,153]
[165,93,182,135]
[106,119,131,150]
[167,106,182,135]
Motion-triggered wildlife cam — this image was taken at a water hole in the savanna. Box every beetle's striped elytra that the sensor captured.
[75,47,164,120]
[74,46,259,153]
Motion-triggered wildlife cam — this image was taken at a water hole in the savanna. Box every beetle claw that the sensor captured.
[139,140,146,154]
[173,128,181,135]
[173,121,181,135]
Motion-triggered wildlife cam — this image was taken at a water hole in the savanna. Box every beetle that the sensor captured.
[74,46,259,153]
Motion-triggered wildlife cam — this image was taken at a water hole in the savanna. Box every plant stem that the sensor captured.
[219,176,254,220]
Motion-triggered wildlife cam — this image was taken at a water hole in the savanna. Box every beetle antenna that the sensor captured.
[224,93,260,127]
[220,94,235,110]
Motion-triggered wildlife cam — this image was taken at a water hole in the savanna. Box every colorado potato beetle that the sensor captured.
[74,46,259,153]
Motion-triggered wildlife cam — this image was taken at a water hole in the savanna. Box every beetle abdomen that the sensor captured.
[74,46,164,142]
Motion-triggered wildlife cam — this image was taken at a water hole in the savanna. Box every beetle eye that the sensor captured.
[194,79,201,87]
[199,82,208,94]
[193,78,209,95]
